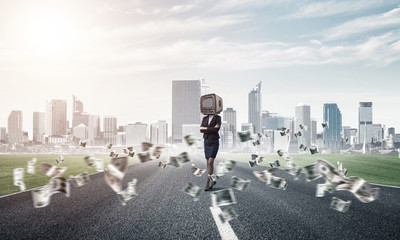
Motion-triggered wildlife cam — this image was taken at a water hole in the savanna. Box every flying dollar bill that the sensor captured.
[252,140,261,146]
[158,161,167,168]
[13,168,26,191]
[269,160,280,168]
[32,177,70,208]
[41,163,67,178]
[84,155,104,172]
[336,177,380,203]
[211,188,237,207]
[216,160,236,175]
[277,150,284,157]
[248,160,257,168]
[142,142,154,152]
[238,131,252,142]
[168,152,191,167]
[56,154,64,166]
[27,159,36,174]
[119,178,138,205]
[184,135,202,148]
[303,163,321,182]
[106,143,112,149]
[183,183,202,201]
[104,156,128,193]
[152,146,164,159]
[309,145,319,155]
[219,208,238,223]
[284,157,302,180]
[79,140,87,147]
[253,168,279,183]
[138,152,151,163]
[210,174,220,182]
[191,164,206,177]
[316,182,337,197]
[316,159,348,184]
[329,197,351,213]
[109,150,119,158]
[256,157,265,165]
[70,172,90,187]
[230,176,250,191]
[267,176,288,190]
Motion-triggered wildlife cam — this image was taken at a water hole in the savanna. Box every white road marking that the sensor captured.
[210,207,239,240]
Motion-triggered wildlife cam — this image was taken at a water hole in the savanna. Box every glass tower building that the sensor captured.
[248,82,262,134]
[323,103,342,150]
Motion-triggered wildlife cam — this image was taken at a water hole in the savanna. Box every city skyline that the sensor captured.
[1,0,400,139]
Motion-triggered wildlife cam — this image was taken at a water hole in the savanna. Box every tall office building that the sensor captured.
[358,102,373,144]
[72,95,89,129]
[104,116,117,144]
[387,127,395,137]
[295,104,311,147]
[261,111,269,132]
[150,120,168,145]
[150,123,158,144]
[73,95,83,113]
[46,99,67,136]
[248,82,262,134]
[73,123,88,141]
[0,127,6,141]
[8,110,23,143]
[311,119,317,145]
[126,122,147,146]
[223,108,237,145]
[265,113,285,131]
[372,124,383,143]
[33,112,45,142]
[172,79,209,143]
[88,115,100,143]
[323,103,342,150]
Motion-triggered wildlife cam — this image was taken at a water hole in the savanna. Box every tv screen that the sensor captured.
[200,93,223,115]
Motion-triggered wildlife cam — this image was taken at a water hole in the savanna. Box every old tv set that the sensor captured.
[200,93,223,115]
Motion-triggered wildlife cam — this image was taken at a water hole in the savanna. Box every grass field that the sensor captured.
[0,154,139,196]
[219,153,400,187]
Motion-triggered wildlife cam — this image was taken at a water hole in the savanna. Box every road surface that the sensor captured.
[1,154,399,239]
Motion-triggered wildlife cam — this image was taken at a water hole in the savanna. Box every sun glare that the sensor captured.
[10,6,79,57]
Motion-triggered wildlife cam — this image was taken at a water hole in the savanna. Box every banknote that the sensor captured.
[183,183,202,201]
[49,177,70,197]
[142,142,154,151]
[27,159,36,174]
[119,178,138,205]
[104,156,128,193]
[13,168,26,191]
[84,155,104,172]
[41,163,67,177]
[336,177,380,203]
[251,154,258,160]
[158,161,167,168]
[191,164,206,177]
[138,152,151,163]
[277,150,284,157]
[252,140,260,146]
[238,131,252,142]
[230,176,251,191]
[322,122,329,128]
[285,157,302,180]
[316,159,348,184]
[253,168,279,183]
[211,188,237,207]
[79,140,87,147]
[210,174,220,182]
[56,154,64,166]
[152,146,164,159]
[303,163,321,182]
[32,184,51,208]
[70,172,90,187]
[248,160,257,168]
[106,143,112,149]
[269,160,280,168]
[309,146,319,155]
[267,176,287,190]
[184,135,202,147]
[216,160,236,175]
[329,197,351,213]
[168,152,191,167]
[256,157,265,165]
[219,208,238,223]
[109,151,119,158]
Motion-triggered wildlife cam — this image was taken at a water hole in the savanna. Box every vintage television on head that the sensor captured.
[200,93,223,115]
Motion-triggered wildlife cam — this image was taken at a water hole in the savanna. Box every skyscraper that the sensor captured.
[126,122,147,146]
[46,99,67,136]
[72,95,89,129]
[295,104,311,147]
[150,120,168,145]
[103,116,117,144]
[387,127,395,137]
[172,79,209,143]
[88,115,100,144]
[248,82,262,134]
[0,127,6,141]
[311,119,317,145]
[33,111,45,142]
[323,103,342,150]
[223,107,237,145]
[72,95,83,113]
[8,110,23,143]
[358,102,373,144]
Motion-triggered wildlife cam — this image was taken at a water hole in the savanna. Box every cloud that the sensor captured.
[323,7,400,40]
[168,4,196,13]
[288,0,387,19]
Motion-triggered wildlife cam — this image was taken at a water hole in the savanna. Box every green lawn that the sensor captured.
[0,154,139,196]
[219,153,400,187]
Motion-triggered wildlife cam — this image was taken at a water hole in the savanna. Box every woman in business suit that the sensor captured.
[200,114,222,191]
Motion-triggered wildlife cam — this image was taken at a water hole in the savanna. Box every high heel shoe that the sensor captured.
[209,181,216,189]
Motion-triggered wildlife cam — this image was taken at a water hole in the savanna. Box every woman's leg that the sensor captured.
[208,158,215,187]
[205,158,210,189]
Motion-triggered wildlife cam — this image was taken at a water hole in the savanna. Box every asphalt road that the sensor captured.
[1,153,400,240]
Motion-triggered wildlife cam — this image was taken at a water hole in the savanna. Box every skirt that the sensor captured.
[204,138,219,159]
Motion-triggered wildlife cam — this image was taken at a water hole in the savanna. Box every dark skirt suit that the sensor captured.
[200,115,222,159]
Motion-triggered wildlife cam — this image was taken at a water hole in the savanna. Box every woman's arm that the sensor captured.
[200,118,208,133]
[206,116,221,133]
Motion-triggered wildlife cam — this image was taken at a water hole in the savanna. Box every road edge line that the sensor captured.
[209,207,239,240]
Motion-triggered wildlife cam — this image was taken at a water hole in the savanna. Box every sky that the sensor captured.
[0,0,400,139]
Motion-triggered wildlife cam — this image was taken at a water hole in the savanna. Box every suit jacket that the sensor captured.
[200,115,222,139]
